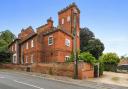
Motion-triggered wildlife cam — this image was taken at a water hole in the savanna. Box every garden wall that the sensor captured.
[0,62,94,79]
[31,62,94,79]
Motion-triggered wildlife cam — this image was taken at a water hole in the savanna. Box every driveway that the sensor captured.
[88,71,128,87]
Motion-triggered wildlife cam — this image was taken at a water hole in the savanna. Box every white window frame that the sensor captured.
[26,42,28,49]
[67,16,70,22]
[65,56,70,61]
[26,56,28,63]
[31,40,34,48]
[65,38,70,47]
[13,54,17,64]
[48,36,53,45]
[62,18,64,24]
[31,54,34,63]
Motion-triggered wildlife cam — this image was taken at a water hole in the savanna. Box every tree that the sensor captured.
[0,30,15,52]
[85,38,104,59]
[0,30,15,63]
[80,27,95,51]
[0,30,15,44]
[100,53,120,72]
[100,53,120,65]
[80,27,104,59]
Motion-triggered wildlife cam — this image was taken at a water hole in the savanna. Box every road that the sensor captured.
[0,71,93,89]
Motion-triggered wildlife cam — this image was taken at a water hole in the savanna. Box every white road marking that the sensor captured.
[13,80,44,89]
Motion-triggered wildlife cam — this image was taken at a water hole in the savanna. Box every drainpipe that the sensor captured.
[73,8,78,79]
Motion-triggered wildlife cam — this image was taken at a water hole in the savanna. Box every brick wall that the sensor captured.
[42,31,73,62]
[0,62,94,79]
[31,62,94,79]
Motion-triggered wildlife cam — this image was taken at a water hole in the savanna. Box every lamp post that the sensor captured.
[73,8,78,79]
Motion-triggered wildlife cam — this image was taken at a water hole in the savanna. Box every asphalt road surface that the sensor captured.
[0,71,93,89]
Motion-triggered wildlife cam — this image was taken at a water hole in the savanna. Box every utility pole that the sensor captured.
[73,8,78,79]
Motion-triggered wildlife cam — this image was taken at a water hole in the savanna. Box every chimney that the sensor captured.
[47,17,53,28]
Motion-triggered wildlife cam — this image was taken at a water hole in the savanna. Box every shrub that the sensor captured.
[100,53,120,72]
[79,52,96,64]
[0,51,12,63]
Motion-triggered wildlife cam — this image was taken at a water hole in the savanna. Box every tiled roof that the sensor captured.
[43,27,73,37]
[20,33,37,44]
[8,38,20,47]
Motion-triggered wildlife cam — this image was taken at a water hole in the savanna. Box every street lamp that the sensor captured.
[73,8,78,79]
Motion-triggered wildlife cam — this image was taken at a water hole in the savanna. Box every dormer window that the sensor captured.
[62,18,64,24]
[67,16,70,22]
[48,36,53,45]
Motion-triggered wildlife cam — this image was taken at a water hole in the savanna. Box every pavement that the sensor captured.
[0,69,128,89]
[88,71,128,87]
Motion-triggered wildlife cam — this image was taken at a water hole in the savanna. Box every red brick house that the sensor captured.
[9,3,80,65]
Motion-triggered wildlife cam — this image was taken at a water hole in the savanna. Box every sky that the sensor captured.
[0,0,128,56]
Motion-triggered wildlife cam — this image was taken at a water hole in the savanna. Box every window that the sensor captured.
[31,40,34,48]
[31,55,34,63]
[48,36,53,45]
[62,18,64,24]
[67,16,70,22]
[65,38,70,47]
[26,56,28,63]
[65,56,70,61]
[13,54,17,64]
[26,42,28,49]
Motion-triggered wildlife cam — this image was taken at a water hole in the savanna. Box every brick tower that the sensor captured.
[58,3,80,50]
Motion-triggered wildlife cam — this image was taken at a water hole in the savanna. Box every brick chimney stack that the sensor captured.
[47,17,53,28]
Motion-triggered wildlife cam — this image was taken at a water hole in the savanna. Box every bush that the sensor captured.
[79,52,96,64]
[100,53,120,72]
[0,51,12,63]
[67,52,96,65]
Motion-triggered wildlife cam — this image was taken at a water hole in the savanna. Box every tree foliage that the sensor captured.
[0,30,15,52]
[79,52,96,64]
[68,52,96,65]
[80,27,104,59]
[0,30,15,63]
[85,38,104,59]
[100,53,120,65]
[80,27,94,51]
